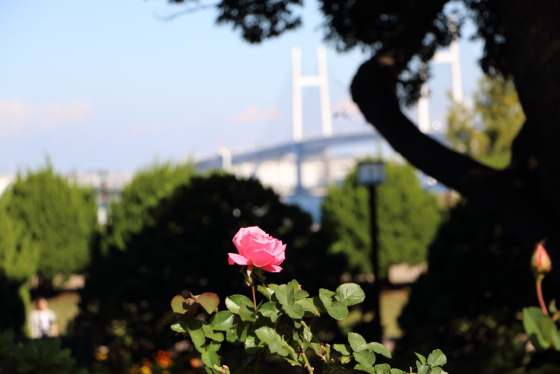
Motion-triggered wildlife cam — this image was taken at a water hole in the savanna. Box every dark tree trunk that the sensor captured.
[350,1,560,282]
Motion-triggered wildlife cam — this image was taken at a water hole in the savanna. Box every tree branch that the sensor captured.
[351,57,496,199]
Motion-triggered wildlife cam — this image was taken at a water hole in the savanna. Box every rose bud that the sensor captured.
[531,241,552,279]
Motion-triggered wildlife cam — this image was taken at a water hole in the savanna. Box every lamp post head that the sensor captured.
[357,161,386,186]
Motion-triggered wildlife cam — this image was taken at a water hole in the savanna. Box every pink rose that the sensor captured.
[227,226,286,272]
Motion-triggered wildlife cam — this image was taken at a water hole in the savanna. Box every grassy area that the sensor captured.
[380,289,409,338]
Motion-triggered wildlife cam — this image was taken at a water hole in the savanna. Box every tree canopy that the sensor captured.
[446,74,525,169]
[321,162,441,278]
[105,161,196,251]
[0,201,39,282]
[1,165,97,280]
[166,0,560,282]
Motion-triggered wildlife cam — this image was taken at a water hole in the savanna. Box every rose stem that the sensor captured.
[252,276,257,310]
[300,347,314,374]
[536,279,549,315]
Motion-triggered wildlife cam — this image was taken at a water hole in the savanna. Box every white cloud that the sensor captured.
[0,100,93,137]
[227,106,283,127]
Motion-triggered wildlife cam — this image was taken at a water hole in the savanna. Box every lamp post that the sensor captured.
[357,161,386,343]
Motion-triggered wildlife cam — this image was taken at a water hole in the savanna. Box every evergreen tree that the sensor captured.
[446,75,525,169]
[0,200,40,334]
[2,165,97,280]
[321,162,442,278]
[106,161,196,250]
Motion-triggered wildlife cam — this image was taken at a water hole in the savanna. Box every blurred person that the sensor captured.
[29,297,58,338]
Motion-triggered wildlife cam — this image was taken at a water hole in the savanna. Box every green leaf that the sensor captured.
[202,325,224,342]
[523,307,557,350]
[201,350,220,367]
[235,321,252,342]
[354,350,376,366]
[283,303,305,319]
[275,284,296,306]
[333,344,352,355]
[552,328,560,350]
[192,292,220,314]
[186,318,207,349]
[254,326,280,344]
[340,355,352,364]
[295,298,320,316]
[288,280,309,300]
[374,364,392,374]
[239,304,256,321]
[349,332,368,352]
[311,296,327,313]
[415,352,426,365]
[210,311,235,331]
[170,320,188,333]
[390,370,407,374]
[355,364,376,373]
[296,289,309,300]
[225,294,253,314]
[417,365,430,374]
[335,283,366,307]
[319,288,335,307]
[549,299,558,313]
[171,295,189,313]
[226,327,237,342]
[310,342,324,356]
[258,285,274,300]
[206,340,221,352]
[292,321,312,343]
[268,335,289,356]
[326,301,349,320]
[244,335,264,354]
[259,302,281,322]
[431,367,443,374]
[427,349,446,367]
[366,342,392,358]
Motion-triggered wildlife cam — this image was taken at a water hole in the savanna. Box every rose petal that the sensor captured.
[261,264,283,272]
[233,226,269,258]
[251,249,276,268]
[270,242,286,257]
[227,253,249,265]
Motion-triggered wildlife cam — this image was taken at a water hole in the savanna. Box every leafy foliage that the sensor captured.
[77,174,347,372]
[523,307,560,351]
[395,200,538,374]
[446,74,525,168]
[165,278,446,374]
[0,329,87,374]
[106,161,196,251]
[168,0,510,102]
[321,162,442,277]
[1,165,97,279]
[0,202,39,282]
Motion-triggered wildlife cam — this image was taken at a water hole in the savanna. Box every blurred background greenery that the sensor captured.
[1,75,555,374]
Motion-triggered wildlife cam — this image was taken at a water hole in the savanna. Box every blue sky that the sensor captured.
[0,0,484,174]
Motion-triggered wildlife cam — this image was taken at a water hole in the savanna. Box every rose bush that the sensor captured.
[166,227,448,374]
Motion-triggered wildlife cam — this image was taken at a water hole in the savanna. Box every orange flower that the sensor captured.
[190,358,204,368]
